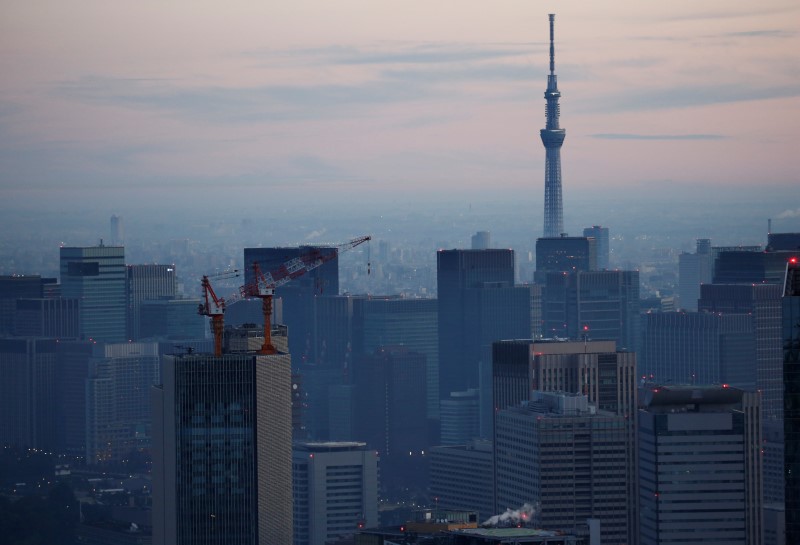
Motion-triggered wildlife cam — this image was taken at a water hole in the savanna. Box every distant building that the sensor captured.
[0,275,56,335]
[429,439,494,520]
[14,297,79,338]
[152,327,293,545]
[110,215,124,246]
[582,226,609,270]
[139,298,205,339]
[86,342,160,464]
[292,441,378,545]
[768,232,800,251]
[638,385,762,545]
[471,231,491,250]
[495,392,629,545]
[439,389,480,445]
[641,311,756,387]
[783,257,800,543]
[60,245,127,342]
[678,238,712,311]
[714,249,794,285]
[243,246,339,365]
[126,264,177,340]
[535,236,596,283]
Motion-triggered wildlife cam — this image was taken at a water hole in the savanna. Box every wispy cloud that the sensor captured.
[590,133,728,141]
[777,208,800,219]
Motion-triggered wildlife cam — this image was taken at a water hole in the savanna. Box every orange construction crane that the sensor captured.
[198,270,241,357]
[199,236,371,358]
[242,235,371,355]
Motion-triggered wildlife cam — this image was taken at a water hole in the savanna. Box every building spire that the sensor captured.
[549,13,555,76]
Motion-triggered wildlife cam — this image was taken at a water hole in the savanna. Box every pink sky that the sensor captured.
[1,0,799,209]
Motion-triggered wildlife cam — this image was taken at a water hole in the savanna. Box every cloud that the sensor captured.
[777,208,800,219]
[590,133,727,141]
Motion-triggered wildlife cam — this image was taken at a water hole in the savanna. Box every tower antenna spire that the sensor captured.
[549,13,555,76]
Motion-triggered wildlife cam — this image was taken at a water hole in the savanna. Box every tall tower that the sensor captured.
[541,14,565,238]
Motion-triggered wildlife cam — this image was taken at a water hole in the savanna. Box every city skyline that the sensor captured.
[2,1,799,215]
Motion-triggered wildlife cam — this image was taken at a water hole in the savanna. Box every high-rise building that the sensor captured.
[86,342,160,464]
[440,389,480,445]
[541,269,639,352]
[429,439,494,521]
[60,245,127,342]
[471,231,491,250]
[491,339,638,542]
[535,236,596,283]
[638,385,762,545]
[678,238,713,311]
[0,275,56,335]
[0,338,59,450]
[140,298,206,339]
[641,311,756,387]
[714,249,795,285]
[437,249,530,400]
[540,14,566,238]
[110,214,124,246]
[243,246,338,365]
[495,392,629,544]
[127,264,178,340]
[769,232,800,251]
[783,257,800,543]
[152,327,293,545]
[292,441,378,545]
[14,297,79,338]
[582,226,609,270]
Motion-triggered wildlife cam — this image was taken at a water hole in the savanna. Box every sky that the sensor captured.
[1,0,799,217]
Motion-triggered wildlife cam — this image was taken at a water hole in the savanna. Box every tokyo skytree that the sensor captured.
[540,14,566,238]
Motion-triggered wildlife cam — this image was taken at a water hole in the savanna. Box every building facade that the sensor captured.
[126,264,177,340]
[784,258,800,543]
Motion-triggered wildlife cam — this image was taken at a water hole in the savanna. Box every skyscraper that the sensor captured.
[152,327,293,545]
[582,225,609,269]
[541,14,566,238]
[60,245,127,342]
[126,264,178,340]
[678,238,713,311]
[784,257,800,543]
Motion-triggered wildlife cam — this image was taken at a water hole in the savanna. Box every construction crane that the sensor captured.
[198,270,241,357]
[242,235,371,355]
[198,236,371,358]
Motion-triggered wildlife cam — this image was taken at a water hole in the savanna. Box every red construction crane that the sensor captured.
[198,270,241,357]
[198,236,371,358]
[242,235,371,355]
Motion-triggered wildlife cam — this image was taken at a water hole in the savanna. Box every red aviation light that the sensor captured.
[790,257,798,264]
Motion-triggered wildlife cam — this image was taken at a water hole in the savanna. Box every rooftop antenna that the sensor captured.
[549,13,556,76]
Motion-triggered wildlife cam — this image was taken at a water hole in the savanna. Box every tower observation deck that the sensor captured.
[541,14,566,238]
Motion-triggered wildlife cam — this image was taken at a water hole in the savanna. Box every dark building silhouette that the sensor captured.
[243,246,338,365]
[769,232,800,251]
[152,326,293,545]
[582,226,609,270]
[14,297,79,338]
[535,236,596,283]
[437,249,529,400]
[714,249,795,285]
[784,257,800,543]
[678,238,713,311]
[0,275,56,335]
[139,298,205,340]
[471,231,491,250]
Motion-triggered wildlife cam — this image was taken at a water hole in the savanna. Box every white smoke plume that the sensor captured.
[777,208,800,219]
[482,503,536,527]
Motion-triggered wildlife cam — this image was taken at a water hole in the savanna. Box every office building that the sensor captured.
[127,264,178,340]
[152,327,293,545]
[110,214,124,246]
[495,392,629,544]
[56,340,95,456]
[784,257,800,543]
[582,225,609,270]
[437,249,531,401]
[86,342,160,464]
[0,275,55,335]
[714,249,795,285]
[641,311,756,387]
[429,439,494,520]
[14,297,79,338]
[638,385,762,545]
[540,14,566,238]
[678,238,713,311]
[243,246,338,365]
[440,389,480,445]
[140,298,205,339]
[535,236,596,283]
[292,441,378,545]
[60,245,127,342]
[769,232,800,251]
[0,338,59,450]
[542,269,639,352]
[471,231,491,250]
